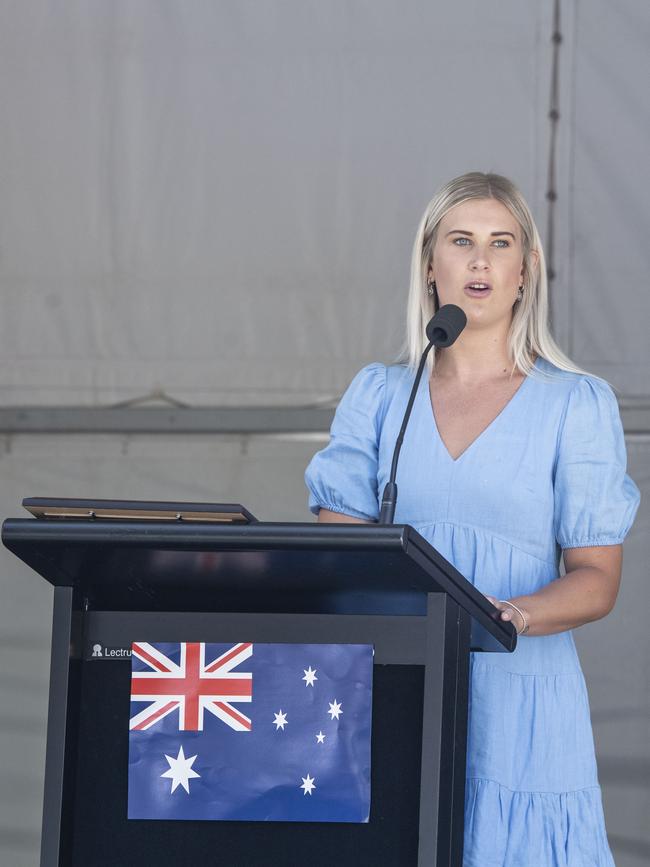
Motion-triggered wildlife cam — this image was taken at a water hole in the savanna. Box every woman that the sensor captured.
[304,172,639,866]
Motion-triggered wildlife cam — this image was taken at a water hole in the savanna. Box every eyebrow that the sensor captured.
[446,229,517,240]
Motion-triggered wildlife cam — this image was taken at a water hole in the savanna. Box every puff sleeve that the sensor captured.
[554,376,640,549]
[305,363,387,521]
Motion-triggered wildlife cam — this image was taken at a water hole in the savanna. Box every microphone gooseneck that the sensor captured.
[378,304,467,525]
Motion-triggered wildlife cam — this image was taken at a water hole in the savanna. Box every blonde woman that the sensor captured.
[305,172,639,866]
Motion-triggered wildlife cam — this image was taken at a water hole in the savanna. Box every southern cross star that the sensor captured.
[316,731,326,744]
[327,699,342,720]
[273,710,288,730]
[160,745,200,794]
[300,774,316,795]
[302,666,318,687]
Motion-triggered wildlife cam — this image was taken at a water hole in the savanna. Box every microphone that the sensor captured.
[378,304,467,524]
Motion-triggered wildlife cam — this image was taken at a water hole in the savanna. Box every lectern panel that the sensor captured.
[70,654,424,867]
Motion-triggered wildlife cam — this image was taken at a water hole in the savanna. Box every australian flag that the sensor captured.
[128,641,373,822]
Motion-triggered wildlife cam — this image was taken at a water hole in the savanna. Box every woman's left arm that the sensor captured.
[487,544,623,637]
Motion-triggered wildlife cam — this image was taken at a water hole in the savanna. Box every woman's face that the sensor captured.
[429,198,533,331]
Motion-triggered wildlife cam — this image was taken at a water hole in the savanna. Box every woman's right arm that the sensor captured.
[317,508,372,524]
[305,364,387,525]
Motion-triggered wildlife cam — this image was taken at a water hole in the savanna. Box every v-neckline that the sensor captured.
[422,359,537,464]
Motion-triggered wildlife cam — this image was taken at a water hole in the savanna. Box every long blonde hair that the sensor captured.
[402,171,583,376]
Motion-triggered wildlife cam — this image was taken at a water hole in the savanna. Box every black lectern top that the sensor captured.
[2,518,516,651]
[2,519,514,653]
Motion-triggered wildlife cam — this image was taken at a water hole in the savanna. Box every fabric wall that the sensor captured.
[550,0,650,392]
[0,0,553,406]
[0,2,648,865]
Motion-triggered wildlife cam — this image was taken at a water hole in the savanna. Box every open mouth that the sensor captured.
[464,282,492,296]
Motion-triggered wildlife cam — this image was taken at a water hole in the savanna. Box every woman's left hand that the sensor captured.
[484,594,529,634]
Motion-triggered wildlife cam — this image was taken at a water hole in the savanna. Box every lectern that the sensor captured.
[2,513,515,867]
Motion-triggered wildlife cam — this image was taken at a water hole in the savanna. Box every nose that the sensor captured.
[469,250,490,271]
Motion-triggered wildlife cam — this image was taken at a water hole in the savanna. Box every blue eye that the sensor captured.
[452,236,511,247]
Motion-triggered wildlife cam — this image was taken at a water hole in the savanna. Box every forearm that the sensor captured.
[506,568,615,636]
[492,545,623,637]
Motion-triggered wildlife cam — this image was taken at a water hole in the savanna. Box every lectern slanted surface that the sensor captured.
[1,520,514,652]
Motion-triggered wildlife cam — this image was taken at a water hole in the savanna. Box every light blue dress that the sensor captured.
[304,358,640,867]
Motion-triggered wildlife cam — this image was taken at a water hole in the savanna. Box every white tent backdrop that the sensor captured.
[0,0,554,406]
[0,2,648,865]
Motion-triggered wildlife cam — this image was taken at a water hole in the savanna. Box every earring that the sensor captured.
[427,280,436,297]
[516,287,523,301]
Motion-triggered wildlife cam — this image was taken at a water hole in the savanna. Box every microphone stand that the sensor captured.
[378,304,467,524]
[378,342,433,524]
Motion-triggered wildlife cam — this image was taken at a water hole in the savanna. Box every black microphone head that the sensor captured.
[425,304,467,348]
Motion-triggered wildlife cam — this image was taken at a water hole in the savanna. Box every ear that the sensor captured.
[427,263,434,282]
[523,249,540,281]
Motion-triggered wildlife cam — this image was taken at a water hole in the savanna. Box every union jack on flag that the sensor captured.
[129,641,253,732]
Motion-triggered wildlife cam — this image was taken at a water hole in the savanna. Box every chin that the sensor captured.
[463,307,511,330]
